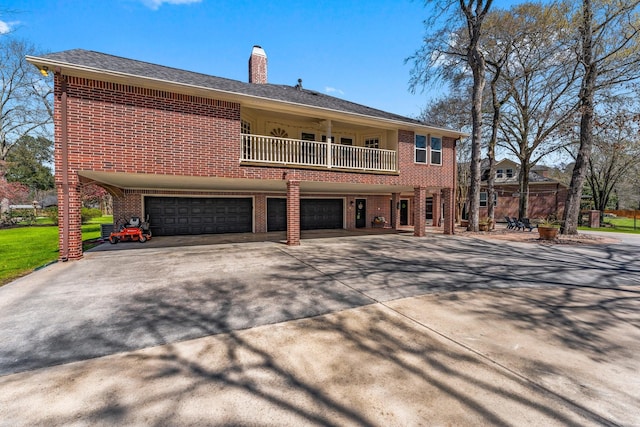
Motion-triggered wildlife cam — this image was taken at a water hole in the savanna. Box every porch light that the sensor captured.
[39,66,49,77]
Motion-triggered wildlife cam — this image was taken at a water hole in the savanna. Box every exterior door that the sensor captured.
[400,199,409,225]
[267,198,287,231]
[355,199,366,228]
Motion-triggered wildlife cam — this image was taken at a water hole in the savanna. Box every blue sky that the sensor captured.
[0,0,452,118]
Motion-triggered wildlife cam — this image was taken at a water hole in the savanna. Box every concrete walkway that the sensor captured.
[1,232,639,425]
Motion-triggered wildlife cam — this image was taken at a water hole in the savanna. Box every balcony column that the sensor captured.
[326,119,332,168]
[432,191,441,227]
[443,187,455,235]
[391,192,401,230]
[414,186,427,237]
[286,180,301,246]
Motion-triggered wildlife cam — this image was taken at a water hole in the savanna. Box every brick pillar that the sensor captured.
[432,191,441,227]
[287,180,300,246]
[414,187,426,237]
[58,173,83,261]
[443,187,454,235]
[589,210,600,228]
[392,192,401,230]
[254,195,266,233]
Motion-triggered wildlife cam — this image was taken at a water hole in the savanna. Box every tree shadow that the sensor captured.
[1,233,638,424]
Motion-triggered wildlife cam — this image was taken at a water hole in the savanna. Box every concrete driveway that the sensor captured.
[1,232,639,425]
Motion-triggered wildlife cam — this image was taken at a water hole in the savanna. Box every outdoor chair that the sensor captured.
[520,218,535,232]
[505,216,517,229]
[511,217,523,231]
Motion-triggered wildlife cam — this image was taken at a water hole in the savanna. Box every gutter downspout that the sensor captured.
[58,70,69,261]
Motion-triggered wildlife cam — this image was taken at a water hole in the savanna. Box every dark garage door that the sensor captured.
[267,198,287,232]
[145,197,252,236]
[301,199,343,230]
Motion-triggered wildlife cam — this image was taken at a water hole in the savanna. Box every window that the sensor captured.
[301,132,316,141]
[496,169,504,179]
[241,120,251,135]
[340,137,353,145]
[430,136,442,165]
[480,192,497,207]
[241,120,252,159]
[365,137,379,149]
[506,168,514,178]
[415,134,427,163]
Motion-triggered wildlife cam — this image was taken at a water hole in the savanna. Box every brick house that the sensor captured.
[479,159,569,221]
[27,46,465,260]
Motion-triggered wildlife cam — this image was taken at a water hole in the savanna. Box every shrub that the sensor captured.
[81,207,102,224]
[43,207,59,225]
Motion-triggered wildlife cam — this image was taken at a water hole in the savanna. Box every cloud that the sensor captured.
[0,20,18,34]
[325,87,345,96]
[141,0,201,10]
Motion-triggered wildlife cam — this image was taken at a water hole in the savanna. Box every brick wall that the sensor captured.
[57,75,456,190]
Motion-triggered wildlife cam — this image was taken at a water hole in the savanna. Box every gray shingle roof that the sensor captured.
[39,49,426,126]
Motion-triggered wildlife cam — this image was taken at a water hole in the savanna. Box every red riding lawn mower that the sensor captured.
[109,216,152,244]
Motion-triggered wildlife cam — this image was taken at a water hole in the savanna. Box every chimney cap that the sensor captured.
[251,45,266,57]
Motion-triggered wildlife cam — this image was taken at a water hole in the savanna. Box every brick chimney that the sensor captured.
[248,45,267,84]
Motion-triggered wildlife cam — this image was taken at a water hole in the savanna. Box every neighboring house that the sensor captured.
[480,159,568,221]
[26,46,465,260]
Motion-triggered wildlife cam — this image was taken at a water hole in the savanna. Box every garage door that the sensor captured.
[145,197,252,236]
[267,198,287,232]
[301,199,343,230]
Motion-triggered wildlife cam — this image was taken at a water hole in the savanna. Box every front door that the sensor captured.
[355,199,366,228]
[400,199,409,225]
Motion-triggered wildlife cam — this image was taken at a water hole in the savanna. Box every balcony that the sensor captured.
[240,134,398,173]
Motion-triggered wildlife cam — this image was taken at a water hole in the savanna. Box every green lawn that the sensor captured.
[0,215,113,286]
[580,216,640,234]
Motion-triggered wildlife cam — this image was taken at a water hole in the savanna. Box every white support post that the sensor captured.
[326,119,332,168]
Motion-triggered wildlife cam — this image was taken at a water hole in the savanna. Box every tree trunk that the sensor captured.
[467,42,487,232]
[518,162,530,219]
[562,0,596,235]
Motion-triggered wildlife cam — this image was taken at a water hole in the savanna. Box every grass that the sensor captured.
[579,216,640,234]
[0,215,113,286]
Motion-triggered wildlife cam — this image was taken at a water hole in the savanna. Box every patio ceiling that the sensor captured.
[78,171,420,195]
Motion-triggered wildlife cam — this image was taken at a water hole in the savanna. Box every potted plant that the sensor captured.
[478,217,492,232]
[537,217,560,240]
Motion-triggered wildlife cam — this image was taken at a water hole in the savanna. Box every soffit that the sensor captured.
[79,171,417,195]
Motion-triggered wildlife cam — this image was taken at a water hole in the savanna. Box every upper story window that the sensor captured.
[365,137,379,149]
[430,136,442,165]
[241,120,251,135]
[415,134,427,163]
[340,137,353,145]
[506,168,514,178]
[301,132,316,141]
[496,169,504,178]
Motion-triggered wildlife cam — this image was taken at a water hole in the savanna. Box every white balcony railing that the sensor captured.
[240,134,397,172]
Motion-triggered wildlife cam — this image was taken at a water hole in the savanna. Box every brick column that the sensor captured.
[443,187,454,235]
[414,186,426,237]
[391,192,401,230]
[254,195,266,233]
[58,174,83,260]
[432,191,441,227]
[286,180,300,246]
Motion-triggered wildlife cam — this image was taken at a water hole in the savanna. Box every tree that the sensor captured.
[409,0,493,231]
[4,135,53,192]
[0,37,53,162]
[562,0,640,234]
[420,92,472,222]
[495,2,581,219]
[585,101,640,213]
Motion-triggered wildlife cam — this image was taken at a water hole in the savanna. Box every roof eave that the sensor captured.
[26,54,467,139]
